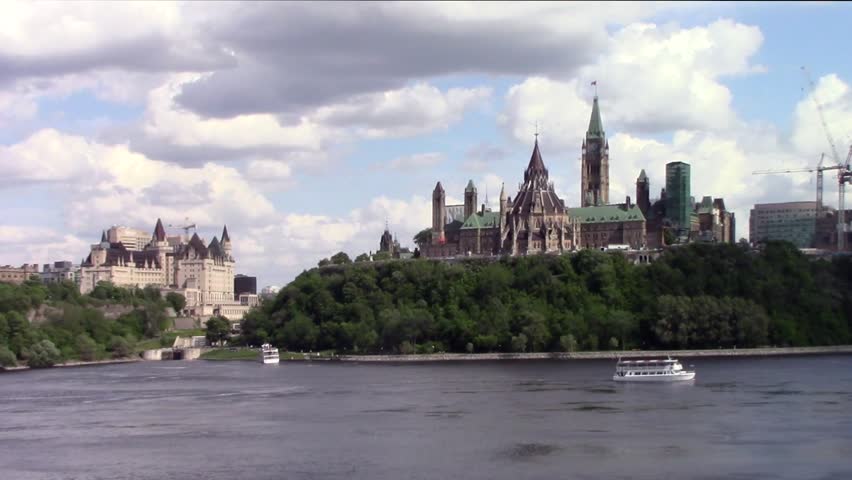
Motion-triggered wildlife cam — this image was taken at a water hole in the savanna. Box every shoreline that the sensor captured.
[0,357,141,373]
[333,345,852,363]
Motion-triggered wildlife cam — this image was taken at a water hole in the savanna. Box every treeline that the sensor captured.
[0,279,180,368]
[238,242,852,354]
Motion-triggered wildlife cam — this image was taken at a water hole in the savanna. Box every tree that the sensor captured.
[165,292,186,313]
[373,251,391,261]
[560,334,577,352]
[282,314,319,351]
[75,334,98,362]
[318,258,331,267]
[205,316,231,346]
[331,252,352,265]
[28,340,62,368]
[355,253,370,263]
[465,342,474,353]
[108,336,133,359]
[0,345,16,367]
[511,333,528,353]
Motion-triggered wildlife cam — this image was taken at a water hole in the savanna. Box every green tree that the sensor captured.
[511,333,528,353]
[205,316,231,346]
[28,340,62,368]
[560,334,577,352]
[373,251,392,261]
[0,345,16,367]
[318,258,331,267]
[331,252,352,265]
[108,336,133,359]
[355,253,371,263]
[165,292,186,313]
[282,314,319,351]
[75,334,98,361]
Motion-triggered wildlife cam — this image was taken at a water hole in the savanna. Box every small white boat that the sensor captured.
[259,343,280,364]
[613,356,695,382]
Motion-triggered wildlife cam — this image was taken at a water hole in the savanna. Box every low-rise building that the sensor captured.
[41,261,79,285]
[749,201,818,248]
[567,200,646,250]
[0,264,39,285]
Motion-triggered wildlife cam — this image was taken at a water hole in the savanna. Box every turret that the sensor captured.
[581,94,609,207]
[636,169,650,216]
[432,181,446,245]
[221,225,232,259]
[464,180,477,220]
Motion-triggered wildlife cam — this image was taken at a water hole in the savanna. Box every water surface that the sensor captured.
[1,355,851,479]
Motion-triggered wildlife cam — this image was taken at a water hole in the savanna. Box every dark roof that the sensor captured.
[637,169,648,182]
[587,96,605,139]
[434,181,444,193]
[221,225,230,243]
[465,180,476,192]
[101,230,107,242]
[444,219,464,233]
[185,233,208,258]
[524,138,548,184]
[153,218,166,242]
[82,242,162,268]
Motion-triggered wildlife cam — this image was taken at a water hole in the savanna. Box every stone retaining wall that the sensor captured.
[337,346,852,363]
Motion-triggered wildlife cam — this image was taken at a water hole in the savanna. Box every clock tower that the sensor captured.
[580,95,609,207]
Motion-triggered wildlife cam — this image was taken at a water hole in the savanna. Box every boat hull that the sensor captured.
[261,356,279,364]
[613,372,695,382]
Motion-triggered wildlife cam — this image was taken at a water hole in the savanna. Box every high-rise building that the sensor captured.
[749,201,818,248]
[636,169,650,217]
[234,274,257,297]
[665,162,691,232]
[581,95,609,207]
[106,226,151,251]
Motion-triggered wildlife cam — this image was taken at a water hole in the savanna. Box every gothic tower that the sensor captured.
[580,95,609,207]
[636,169,650,217]
[221,225,232,259]
[431,181,446,245]
[464,179,477,220]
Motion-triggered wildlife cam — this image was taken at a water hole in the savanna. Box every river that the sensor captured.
[1,355,851,480]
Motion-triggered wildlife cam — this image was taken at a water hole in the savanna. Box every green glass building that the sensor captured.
[665,161,691,232]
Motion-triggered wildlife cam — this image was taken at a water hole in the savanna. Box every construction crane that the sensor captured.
[800,67,851,251]
[168,218,197,237]
[753,153,843,215]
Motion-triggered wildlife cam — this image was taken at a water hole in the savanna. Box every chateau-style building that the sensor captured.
[79,219,255,321]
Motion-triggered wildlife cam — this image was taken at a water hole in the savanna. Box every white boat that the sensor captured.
[612,356,695,382]
[259,343,280,364]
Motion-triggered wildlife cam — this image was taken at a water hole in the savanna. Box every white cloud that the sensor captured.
[792,73,852,160]
[0,226,89,266]
[245,159,293,182]
[383,152,445,171]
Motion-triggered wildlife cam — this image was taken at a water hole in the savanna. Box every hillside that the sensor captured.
[0,280,177,368]
[239,242,852,354]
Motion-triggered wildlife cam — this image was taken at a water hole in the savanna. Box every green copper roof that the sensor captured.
[587,96,605,139]
[460,211,501,230]
[568,204,645,224]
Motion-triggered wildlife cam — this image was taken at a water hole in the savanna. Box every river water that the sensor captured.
[1,355,851,480]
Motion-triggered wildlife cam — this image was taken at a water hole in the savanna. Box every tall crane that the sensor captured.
[168,218,197,237]
[801,66,852,251]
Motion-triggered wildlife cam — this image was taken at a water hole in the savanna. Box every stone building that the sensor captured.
[0,264,39,285]
[379,225,413,259]
[581,95,610,207]
[420,138,572,257]
[79,220,254,321]
[568,201,646,250]
[695,197,736,243]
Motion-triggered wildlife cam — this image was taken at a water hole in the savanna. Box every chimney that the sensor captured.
[626,196,632,209]
[481,203,486,214]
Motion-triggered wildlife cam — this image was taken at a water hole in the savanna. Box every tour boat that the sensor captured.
[259,343,280,364]
[612,356,695,382]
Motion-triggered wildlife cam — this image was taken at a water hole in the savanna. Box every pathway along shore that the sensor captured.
[334,345,852,363]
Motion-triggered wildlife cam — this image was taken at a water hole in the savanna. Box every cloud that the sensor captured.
[792,73,852,159]
[0,226,89,266]
[499,19,765,149]
[463,142,510,172]
[379,152,445,171]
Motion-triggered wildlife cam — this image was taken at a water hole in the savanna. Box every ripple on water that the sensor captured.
[500,442,562,461]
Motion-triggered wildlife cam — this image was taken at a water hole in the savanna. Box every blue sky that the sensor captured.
[1,1,851,287]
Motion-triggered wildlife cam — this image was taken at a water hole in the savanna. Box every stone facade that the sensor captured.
[581,96,610,207]
[568,202,646,250]
[79,220,254,321]
[0,264,39,285]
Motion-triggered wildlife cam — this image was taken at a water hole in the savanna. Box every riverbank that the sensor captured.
[0,357,141,373]
[335,345,852,362]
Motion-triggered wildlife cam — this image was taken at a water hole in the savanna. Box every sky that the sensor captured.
[1,1,852,289]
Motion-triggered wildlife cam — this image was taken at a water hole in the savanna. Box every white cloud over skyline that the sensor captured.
[1,1,851,288]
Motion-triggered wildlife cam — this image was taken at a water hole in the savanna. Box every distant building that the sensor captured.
[234,274,257,297]
[694,197,735,243]
[581,95,610,207]
[378,225,413,259]
[260,285,280,301]
[665,161,691,234]
[568,200,646,250]
[106,225,152,252]
[41,261,79,285]
[814,207,852,251]
[749,201,818,248]
[0,264,39,285]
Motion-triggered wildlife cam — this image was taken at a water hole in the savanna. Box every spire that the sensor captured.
[434,181,444,193]
[101,230,107,243]
[587,95,605,139]
[153,218,166,242]
[221,225,230,243]
[465,179,476,192]
[637,169,648,182]
[524,137,549,185]
[500,182,506,200]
